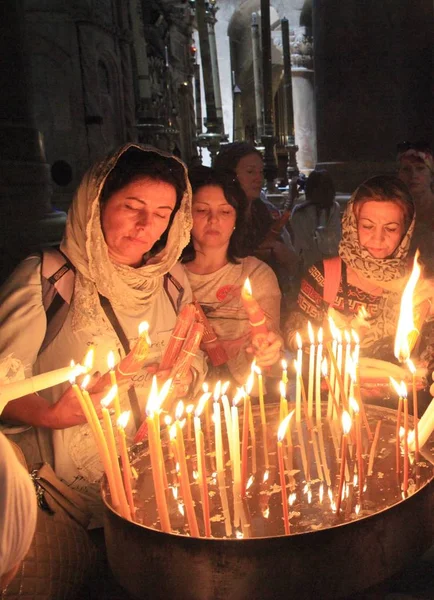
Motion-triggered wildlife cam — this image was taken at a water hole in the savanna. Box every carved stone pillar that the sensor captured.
[0,0,65,282]
[313,0,433,192]
[251,12,263,142]
[290,27,316,174]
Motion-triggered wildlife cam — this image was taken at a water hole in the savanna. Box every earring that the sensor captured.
[233,226,236,230]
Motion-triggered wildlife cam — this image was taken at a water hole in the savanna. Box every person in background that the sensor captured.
[0,431,37,591]
[182,168,282,385]
[0,144,205,523]
[291,169,341,270]
[397,141,434,274]
[213,142,298,296]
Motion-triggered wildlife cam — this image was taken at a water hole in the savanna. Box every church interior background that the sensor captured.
[0,0,432,282]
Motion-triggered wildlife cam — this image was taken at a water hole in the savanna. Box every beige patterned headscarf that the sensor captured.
[61,143,192,334]
[338,186,415,348]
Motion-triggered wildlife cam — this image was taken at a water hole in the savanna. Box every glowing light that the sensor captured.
[277,410,295,442]
[117,410,130,430]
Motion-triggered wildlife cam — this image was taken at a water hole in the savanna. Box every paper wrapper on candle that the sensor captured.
[241,281,269,351]
[159,303,196,371]
[170,322,204,382]
[194,301,228,367]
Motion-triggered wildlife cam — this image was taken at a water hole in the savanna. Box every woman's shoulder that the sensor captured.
[0,254,42,295]
[241,256,280,288]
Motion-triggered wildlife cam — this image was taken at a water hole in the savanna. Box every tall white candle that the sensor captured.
[315,328,323,424]
[307,322,315,418]
[295,332,303,423]
[327,318,338,418]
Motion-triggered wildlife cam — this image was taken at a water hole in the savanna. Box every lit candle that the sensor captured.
[349,398,363,490]
[174,402,199,537]
[232,389,243,527]
[406,359,419,455]
[307,322,315,418]
[241,373,254,497]
[107,351,121,422]
[213,391,224,476]
[101,387,131,520]
[344,331,351,402]
[321,358,339,418]
[119,321,151,378]
[241,278,269,351]
[146,378,171,533]
[221,382,233,465]
[194,393,212,537]
[390,377,403,475]
[279,380,288,423]
[186,404,194,441]
[295,332,302,423]
[0,362,87,406]
[336,411,352,514]
[336,330,343,409]
[315,328,323,424]
[295,358,312,430]
[327,318,338,418]
[255,365,267,426]
[277,411,295,535]
[117,410,135,520]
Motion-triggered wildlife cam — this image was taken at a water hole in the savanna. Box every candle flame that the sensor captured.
[246,372,254,395]
[81,374,91,390]
[281,358,287,370]
[394,250,422,362]
[328,316,337,340]
[213,380,222,402]
[221,380,230,395]
[344,330,351,345]
[349,397,359,414]
[336,329,342,344]
[101,385,118,408]
[202,382,209,393]
[171,486,178,500]
[192,470,198,480]
[195,392,211,417]
[157,378,172,409]
[318,327,323,344]
[319,484,324,503]
[243,277,252,296]
[295,331,302,350]
[293,358,301,376]
[164,415,172,426]
[279,380,286,399]
[278,410,295,441]
[178,502,185,516]
[107,350,115,371]
[246,475,254,490]
[138,321,151,344]
[289,492,296,506]
[175,401,184,420]
[406,358,416,375]
[169,424,177,441]
[117,410,130,430]
[69,360,86,384]
[233,387,244,406]
[145,375,159,416]
[352,330,360,345]
[342,410,352,435]
[321,357,328,377]
[390,378,407,399]
[254,365,262,376]
[235,530,244,539]
[263,507,270,519]
[186,404,194,415]
[308,321,314,344]
[83,348,94,371]
[263,470,269,484]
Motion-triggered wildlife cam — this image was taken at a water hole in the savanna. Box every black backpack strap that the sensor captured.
[163,272,184,314]
[98,294,142,431]
[40,249,75,354]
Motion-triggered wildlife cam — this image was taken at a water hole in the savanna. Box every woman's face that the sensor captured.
[235,153,264,202]
[357,200,406,259]
[398,157,433,196]
[101,177,177,267]
[191,185,236,252]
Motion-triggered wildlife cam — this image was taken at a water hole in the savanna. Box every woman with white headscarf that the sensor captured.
[0,432,37,590]
[0,144,205,521]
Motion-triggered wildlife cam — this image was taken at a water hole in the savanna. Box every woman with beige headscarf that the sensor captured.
[284,175,417,358]
[0,144,205,522]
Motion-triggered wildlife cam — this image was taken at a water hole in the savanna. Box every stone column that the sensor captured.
[260,0,278,190]
[195,0,221,163]
[232,84,244,142]
[290,27,316,175]
[251,12,264,142]
[206,2,225,137]
[0,0,65,282]
[281,17,299,182]
[194,62,203,135]
[313,0,433,192]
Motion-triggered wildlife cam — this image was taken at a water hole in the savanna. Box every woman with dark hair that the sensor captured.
[214,142,298,293]
[291,169,341,269]
[0,144,205,522]
[182,168,282,384]
[285,175,417,357]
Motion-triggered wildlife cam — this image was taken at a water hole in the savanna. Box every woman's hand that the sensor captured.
[49,372,106,429]
[247,331,282,368]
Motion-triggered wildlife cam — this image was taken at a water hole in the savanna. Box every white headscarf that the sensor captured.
[0,432,37,578]
[60,144,193,334]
